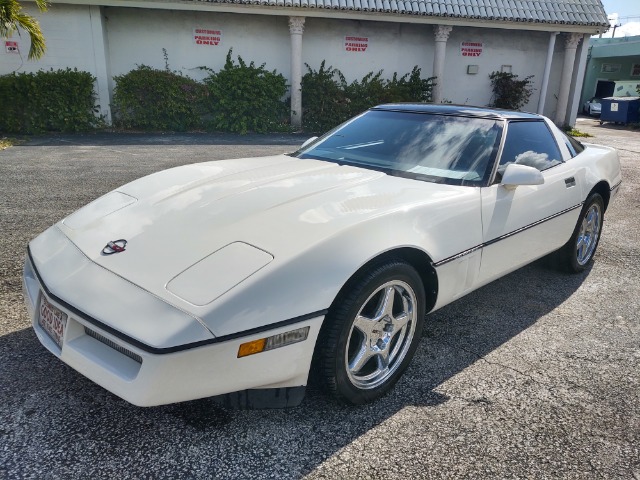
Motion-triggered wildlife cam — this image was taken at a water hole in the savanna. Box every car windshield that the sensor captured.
[294,110,503,186]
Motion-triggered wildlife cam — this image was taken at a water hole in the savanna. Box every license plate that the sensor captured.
[38,296,67,349]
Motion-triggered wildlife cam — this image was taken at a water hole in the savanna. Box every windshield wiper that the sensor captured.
[339,140,385,150]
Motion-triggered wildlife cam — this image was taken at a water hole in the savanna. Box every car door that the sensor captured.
[477,120,581,284]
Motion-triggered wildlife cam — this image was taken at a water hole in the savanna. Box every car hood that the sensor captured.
[56,154,465,308]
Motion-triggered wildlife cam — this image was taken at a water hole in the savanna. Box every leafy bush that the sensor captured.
[563,126,592,138]
[0,137,14,150]
[345,67,435,113]
[300,62,351,132]
[302,62,434,132]
[112,50,287,133]
[488,71,534,110]
[386,67,435,103]
[202,50,289,134]
[0,68,99,133]
[112,65,207,131]
[343,71,390,116]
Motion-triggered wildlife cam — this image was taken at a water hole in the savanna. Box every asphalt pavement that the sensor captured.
[0,122,638,479]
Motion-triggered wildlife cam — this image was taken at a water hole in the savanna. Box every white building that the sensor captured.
[1,0,609,127]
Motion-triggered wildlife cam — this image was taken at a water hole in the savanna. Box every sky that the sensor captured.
[599,0,640,37]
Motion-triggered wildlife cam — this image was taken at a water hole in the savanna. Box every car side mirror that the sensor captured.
[500,164,544,189]
[300,136,318,149]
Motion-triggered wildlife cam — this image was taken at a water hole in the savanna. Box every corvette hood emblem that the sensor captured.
[102,239,127,255]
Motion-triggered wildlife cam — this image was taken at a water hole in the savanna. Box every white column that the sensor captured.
[88,5,112,125]
[566,34,591,127]
[289,16,305,129]
[554,33,582,126]
[537,32,558,115]
[432,25,452,104]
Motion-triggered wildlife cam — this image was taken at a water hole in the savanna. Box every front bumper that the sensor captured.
[23,254,323,407]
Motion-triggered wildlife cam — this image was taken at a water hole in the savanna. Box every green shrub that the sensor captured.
[300,61,351,133]
[385,67,435,103]
[0,68,99,133]
[0,137,14,149]
[202,50,289,134]
[343,71,390,116]
[302,62,434,132]
[488,71,534,110]
[111,50,288,133]
[112,65,206,131]
[563,126,592,138]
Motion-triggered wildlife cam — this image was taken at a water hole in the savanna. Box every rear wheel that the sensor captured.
[314,260,425,405]
[554,193,604,273]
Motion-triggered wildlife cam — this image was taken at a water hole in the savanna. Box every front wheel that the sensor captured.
[313,260,426,405]
[554,193,604,273]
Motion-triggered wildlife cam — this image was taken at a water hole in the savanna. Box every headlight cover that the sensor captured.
[63,191,137,230]
[166,242,273,306]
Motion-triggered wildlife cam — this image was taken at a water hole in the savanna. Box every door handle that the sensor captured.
[564,177,576,187]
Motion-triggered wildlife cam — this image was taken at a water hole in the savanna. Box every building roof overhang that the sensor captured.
[55,0,610,34]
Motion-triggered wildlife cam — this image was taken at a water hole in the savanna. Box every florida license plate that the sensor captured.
[38,296,67,349]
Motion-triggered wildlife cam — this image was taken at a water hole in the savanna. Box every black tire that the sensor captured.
[313,260,426,405]
[554,193,605,273]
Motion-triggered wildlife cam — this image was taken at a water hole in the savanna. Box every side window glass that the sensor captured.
[565,138,577,157]
[497,121,563,180]
[562,132,585,157]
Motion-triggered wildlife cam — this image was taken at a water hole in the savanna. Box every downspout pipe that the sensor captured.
[538,32,559,115]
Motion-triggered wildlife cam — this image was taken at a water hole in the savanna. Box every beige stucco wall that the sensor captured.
[0,3,575,123]
[0,3,98,75]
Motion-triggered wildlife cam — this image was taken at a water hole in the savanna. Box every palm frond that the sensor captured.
[34,0,49,12]
[0,0,48,60]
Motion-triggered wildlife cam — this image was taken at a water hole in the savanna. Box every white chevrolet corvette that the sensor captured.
[24,105,621,408]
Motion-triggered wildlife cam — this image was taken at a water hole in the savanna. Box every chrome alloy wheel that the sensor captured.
[576,202,602,265]
[344,280,418,390]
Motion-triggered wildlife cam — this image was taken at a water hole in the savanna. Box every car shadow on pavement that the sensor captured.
[0,259,590,478]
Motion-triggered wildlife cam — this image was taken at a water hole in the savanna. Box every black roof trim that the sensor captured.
[371,103,543,120]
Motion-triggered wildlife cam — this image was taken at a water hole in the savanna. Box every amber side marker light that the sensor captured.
[237,326,310,358]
